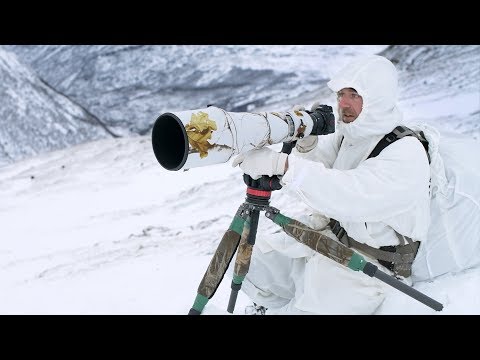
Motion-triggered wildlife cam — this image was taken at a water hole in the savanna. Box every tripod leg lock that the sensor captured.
[264,206,280,220]
[231,282,242,291]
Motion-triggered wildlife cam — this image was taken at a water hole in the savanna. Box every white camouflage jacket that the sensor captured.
[281,55,431,249]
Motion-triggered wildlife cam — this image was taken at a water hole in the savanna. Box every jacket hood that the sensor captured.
[327,55,403,143]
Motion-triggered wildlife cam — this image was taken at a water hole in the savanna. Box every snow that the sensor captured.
[0,46,479,315]
[1,131,479,315]
[0,136,252,314]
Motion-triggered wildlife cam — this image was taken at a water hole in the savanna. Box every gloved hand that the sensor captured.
[274,104,319,153]
[232,147,288,180]
[273,104,305,121]
[291,104,306,113]
[295,102,319,153]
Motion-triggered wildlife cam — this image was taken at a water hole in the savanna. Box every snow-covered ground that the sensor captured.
[0,132,479,314]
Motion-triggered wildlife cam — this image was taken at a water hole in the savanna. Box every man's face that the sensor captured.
[337,88,363,123]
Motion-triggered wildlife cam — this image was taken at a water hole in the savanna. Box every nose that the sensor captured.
[338,97,351,108]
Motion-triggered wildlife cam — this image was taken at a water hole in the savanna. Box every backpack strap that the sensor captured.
[338,125,430,163]
[367,125,431,163]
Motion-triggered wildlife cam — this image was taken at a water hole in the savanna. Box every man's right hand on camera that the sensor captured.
[293,104,319,153]
[275,104,307,121]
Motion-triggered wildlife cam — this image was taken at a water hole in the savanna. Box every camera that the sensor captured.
[307,104,335,136]
[151,104,335,171]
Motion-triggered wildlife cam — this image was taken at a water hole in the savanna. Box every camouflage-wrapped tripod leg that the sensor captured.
[188,209,247,315]
[264,210,367,271]
[264,209,444,312]
[226,213,255,313]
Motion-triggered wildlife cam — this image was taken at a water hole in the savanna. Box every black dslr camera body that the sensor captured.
[305,104,335,137]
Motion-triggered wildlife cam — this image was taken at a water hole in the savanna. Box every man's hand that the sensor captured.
[296,135,318,153]
[295,102,322,153]
[275,104,305,121]
[232,147,288,180]
[274,103,320,153]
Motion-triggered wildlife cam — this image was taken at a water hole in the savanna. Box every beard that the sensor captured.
[339,108,357,123]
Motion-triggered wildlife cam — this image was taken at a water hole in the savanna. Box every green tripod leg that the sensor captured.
[188,207,246,315]
[265,208,444,312]
[227,208,258,314]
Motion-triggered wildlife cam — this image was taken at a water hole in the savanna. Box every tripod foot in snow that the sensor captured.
[245,303,268,315]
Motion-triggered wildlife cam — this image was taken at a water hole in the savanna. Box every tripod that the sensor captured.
[187,172,284,315]
[227,174,284,314]
[187,142,295,315]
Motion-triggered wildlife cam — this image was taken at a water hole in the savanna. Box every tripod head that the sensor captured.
[243,174,282,192]
[242,139,296,193]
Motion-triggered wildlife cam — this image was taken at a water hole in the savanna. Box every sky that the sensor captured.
[0,46,479,315]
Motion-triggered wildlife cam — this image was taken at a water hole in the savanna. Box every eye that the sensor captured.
[337,92,361,101]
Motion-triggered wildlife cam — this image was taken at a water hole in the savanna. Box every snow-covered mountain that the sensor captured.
[0,48,114,167]
[2,45,479,168]
[383,45,479,137]
[5,45,388,136]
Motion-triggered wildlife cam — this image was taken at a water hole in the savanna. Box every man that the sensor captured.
[232,55,431,314]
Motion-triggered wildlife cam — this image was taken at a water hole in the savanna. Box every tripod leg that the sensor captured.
[227,209,260,314]
[265,210,444,312]
[188,205,247,315]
